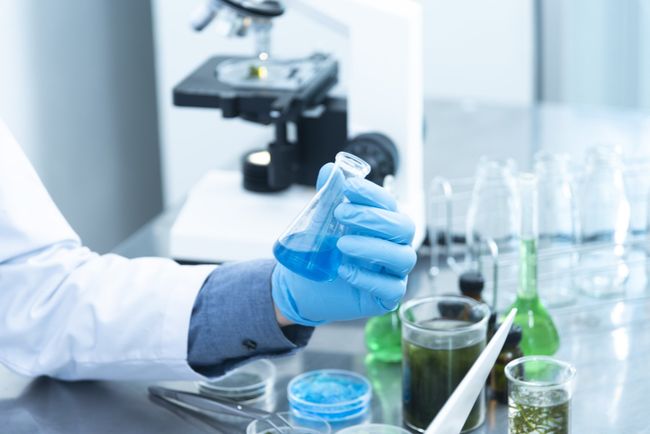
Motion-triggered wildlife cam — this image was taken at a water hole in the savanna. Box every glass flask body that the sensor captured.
[576,146,630,297]
[273,152,370,281]
[534,152,578,307]
[466,158,521,263]
[509,174,560,356]
[365,311,402,363]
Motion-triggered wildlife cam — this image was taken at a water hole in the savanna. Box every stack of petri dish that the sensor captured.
[199,359,276,408]
[288,369,372,428]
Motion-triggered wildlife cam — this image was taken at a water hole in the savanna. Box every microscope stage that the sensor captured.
[173,54,338,125]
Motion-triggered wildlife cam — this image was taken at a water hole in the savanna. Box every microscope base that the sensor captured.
[170,170,315,263]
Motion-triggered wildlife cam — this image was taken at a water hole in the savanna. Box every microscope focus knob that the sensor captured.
[344,133,398,185]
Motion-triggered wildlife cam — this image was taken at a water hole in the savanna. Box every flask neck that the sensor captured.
[518,237,538,299]
[334,152,371,179]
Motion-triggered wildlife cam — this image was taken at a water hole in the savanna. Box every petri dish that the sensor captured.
[247,411,331,434]
[288,369,372,422]
[336,424,411,434]
[199,359,276,402]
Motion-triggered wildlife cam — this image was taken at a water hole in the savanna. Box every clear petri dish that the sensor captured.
[199,359,276,401]
[336,424,411,434]
[246,411,331,434]
[288,369,372,422]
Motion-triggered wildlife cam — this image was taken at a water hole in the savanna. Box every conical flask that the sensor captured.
[273,152,371,281]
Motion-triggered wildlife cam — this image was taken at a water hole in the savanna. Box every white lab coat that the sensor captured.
[0,118,215,380]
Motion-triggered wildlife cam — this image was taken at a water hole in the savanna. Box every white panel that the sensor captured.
[422,0,535,104]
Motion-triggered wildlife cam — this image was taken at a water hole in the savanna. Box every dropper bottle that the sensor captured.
[509,173,560,355]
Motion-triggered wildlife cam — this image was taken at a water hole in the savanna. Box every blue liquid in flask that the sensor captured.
[273,232,341,281]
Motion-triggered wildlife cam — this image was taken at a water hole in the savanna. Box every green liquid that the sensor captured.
[402,322,485,432]
[365,311,402,363]
[510,238,560,356]
[508,391,570,434]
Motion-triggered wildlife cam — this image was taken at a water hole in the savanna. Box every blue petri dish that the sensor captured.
[288,370,372,423]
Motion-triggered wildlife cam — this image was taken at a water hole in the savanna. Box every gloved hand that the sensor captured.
[271,163,417,327]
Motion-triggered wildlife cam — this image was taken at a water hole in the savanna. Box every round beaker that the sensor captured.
[273,152,370,281]
[399,295,490,433]
[505,356,576,434]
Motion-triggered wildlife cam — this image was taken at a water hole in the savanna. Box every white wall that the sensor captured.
[152,0,534,206]
[541,0,650,110]
[422,0,534,105]
[0,0,163,252]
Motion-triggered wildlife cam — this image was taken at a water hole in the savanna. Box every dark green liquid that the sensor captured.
[508,393,570,434]
[402,321,485,432]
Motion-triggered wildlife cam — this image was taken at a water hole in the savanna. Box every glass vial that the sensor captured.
[534,152,578,307]
[509,174,560,356]
[576,145,630,297]
[273,152,370,281]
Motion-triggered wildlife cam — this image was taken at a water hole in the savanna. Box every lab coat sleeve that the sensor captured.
[0,118,214,380]
[188,259,314,378]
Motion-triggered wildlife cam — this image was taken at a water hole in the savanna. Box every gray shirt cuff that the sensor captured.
[187,259,314,377]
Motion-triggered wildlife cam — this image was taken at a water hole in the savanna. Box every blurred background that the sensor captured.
[1,0,649,252]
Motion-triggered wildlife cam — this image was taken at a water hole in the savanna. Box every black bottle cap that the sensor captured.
[488,311,497,329]
[459,270,485,296]
[438,301,466,319]
[504,324,523,347]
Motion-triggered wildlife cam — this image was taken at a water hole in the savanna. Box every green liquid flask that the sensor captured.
[509,174,560,356]
[365,310,402,363]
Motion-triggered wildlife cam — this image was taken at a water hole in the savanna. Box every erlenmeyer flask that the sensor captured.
[273,152,371,281]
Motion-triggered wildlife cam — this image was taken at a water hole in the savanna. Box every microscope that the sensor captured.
[170,0,424,262]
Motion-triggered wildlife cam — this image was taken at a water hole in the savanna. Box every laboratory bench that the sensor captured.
[3,100,650,433]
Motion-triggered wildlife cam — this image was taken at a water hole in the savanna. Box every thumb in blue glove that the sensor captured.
[272,163,417,326]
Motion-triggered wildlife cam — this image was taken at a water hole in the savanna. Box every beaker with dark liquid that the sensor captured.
[399,295,490,433]
[273,152,371,281]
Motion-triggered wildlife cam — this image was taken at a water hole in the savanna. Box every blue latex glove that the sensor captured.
[271,163,417,326]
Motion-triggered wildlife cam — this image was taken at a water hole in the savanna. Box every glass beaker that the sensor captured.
[399,295,490,433]
[576,145,630,297]
[534,151,578,307]
[273,152,371,281]
[505,356,576,434]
